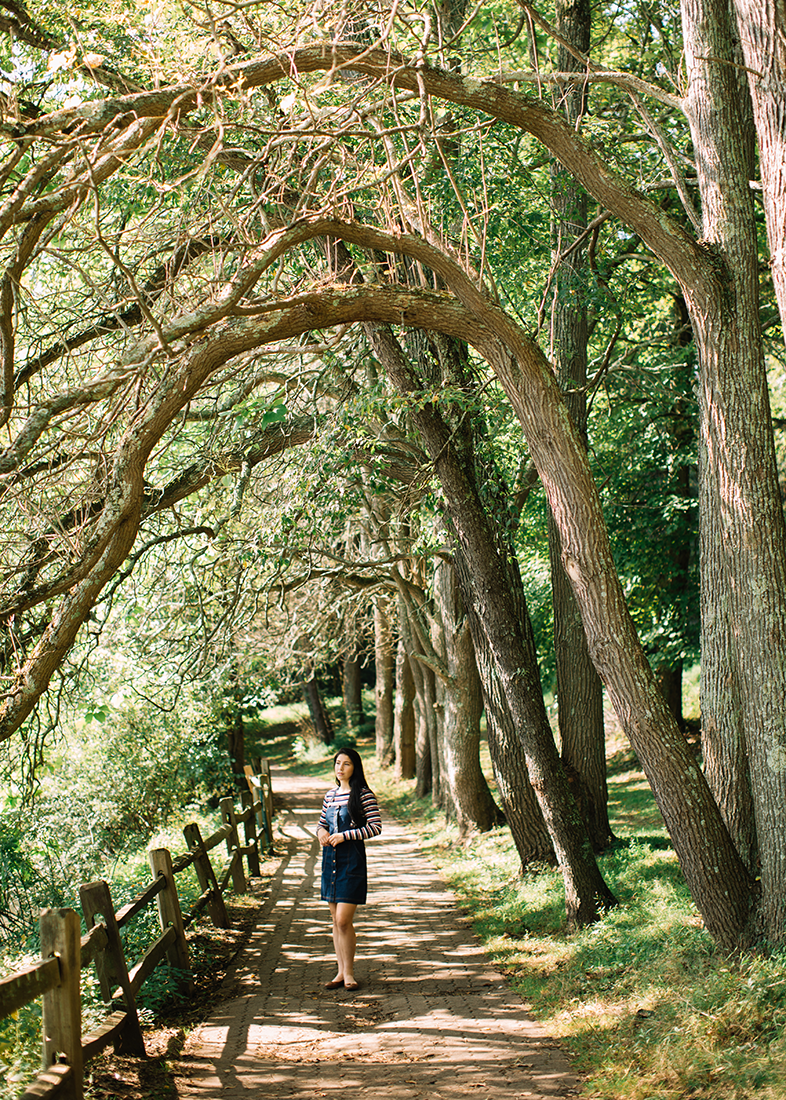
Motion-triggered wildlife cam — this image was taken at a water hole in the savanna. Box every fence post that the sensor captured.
[148,848,192,983]
[220,796,247,894]
[40,908,82,1100]
[244,765,273,853]
[253,756,275,832]
[79,881,145,1056]
[241,790,261,876]
[183,822,230,929]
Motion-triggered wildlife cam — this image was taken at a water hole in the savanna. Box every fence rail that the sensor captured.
[0,760,275,1100]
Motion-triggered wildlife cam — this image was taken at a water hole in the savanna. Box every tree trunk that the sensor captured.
[368,323,615,926]
[414,656,438,802]
[303,675,334,745]
[374,597,395,764]
[699,429,758,872]
[550,533,611,847]
[223,662,246,792]
[341,645,364,735]
[549,523,610,850]
[227,713,245,792]
[429,579,449,815]
[407,330,554,864]
[433,557,504,835]
[731,0,786,334]
[398,597,435,799]
[682,0,786,943]
[393,632,416,779]
[547,0,611,853]
[655,662,684,729]
[455,548,556,867]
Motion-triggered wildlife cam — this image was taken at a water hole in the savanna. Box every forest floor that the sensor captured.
[85,766,580,1100]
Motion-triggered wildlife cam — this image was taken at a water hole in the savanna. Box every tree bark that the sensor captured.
[341,645,364,735]
[699,428,758,872]
[393,631,416,779]
[374,597,395,764]
[731,0,786,333]
[547,0,611,853]
[681,0,786,943]
[432,557,504,835]
[303,675,334,745]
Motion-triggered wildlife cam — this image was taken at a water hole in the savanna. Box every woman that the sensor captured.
[316,747,382,991]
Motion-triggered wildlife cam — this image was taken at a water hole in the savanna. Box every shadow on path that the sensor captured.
[174,769,579,1100]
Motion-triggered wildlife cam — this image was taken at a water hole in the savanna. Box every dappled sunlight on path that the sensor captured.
[174,769,578,1100]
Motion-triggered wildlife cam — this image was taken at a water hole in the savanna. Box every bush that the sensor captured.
[0,683,236,956]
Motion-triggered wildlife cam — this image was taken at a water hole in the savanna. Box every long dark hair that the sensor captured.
[334,747,372,826]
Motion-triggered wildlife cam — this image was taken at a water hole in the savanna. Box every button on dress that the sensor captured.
[320,797,369,904]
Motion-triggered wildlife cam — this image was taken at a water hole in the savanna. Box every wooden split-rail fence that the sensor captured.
[0,759,276,1100]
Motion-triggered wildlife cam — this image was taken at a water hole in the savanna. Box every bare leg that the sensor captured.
[328,901,358,983]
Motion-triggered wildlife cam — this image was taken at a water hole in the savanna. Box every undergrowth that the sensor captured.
[368,748,786,1100]
[0,809,221,1099]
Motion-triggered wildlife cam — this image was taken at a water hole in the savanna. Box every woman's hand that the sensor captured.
[317,827,330,847]
[327,832,346,847]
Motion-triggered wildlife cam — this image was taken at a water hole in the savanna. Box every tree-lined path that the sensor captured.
[173,768,578,1100]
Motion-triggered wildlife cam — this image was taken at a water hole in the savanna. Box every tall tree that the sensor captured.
[680,0,786,941]
[372,595,396,764]
[392,630,416,779]
[360,316,614,923]
[546,0,611,850]
[433,556,504,835]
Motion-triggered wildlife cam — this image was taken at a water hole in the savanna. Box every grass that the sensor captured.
[354,708,786,1100]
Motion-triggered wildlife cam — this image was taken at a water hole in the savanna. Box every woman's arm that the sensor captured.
[344,789,382,841]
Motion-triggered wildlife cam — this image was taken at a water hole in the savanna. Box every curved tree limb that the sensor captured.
[6,44,705,292]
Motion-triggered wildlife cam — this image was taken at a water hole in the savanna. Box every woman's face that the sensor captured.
[335,753,355,784]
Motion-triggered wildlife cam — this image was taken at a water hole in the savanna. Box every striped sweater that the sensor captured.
[317,787,382,842]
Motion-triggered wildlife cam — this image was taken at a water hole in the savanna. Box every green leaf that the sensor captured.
[260,403,287,429]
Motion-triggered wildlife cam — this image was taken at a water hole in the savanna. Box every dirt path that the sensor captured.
[173,768,580,1100]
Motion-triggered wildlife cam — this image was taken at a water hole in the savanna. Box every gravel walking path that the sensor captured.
[173,768,580,1100]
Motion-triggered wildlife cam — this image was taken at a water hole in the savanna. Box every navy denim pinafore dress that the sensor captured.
[320,794,368,905]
